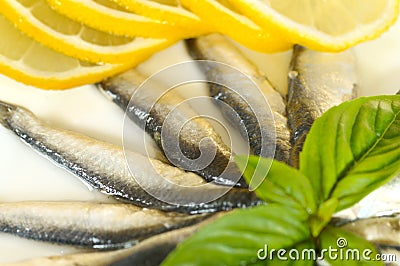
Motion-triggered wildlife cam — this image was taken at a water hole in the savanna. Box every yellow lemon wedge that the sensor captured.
[45,0,209,39]
[0,0,175,64]
[230,0,400,51]
[180,0,292,52]
[0,14,150,90]
[110,0,211,33]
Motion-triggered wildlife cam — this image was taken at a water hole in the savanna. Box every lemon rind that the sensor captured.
[180,0,292,52]
[231,0,400,52]
[45,0,208,39]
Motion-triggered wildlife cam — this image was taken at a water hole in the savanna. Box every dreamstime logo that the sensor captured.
[336,237,347,248]
[122,61,276,205]
[257,237,398,262]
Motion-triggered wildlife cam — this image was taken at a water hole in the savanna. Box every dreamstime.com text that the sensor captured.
[257,238,397,263]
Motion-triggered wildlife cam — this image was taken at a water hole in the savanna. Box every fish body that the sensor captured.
[331,213,400,265]
[339,213,400,248]
[287,45,357,167]
[1,214,221,266]
[0,202,206,249]
[0,100,261,214]
[332,174,400,261]
[98,69,246,187]
[336,212,400,264]
[186,34,291,163]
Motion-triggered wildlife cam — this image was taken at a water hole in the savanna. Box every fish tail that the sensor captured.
[0,100,16,129]
[96,82,115,102]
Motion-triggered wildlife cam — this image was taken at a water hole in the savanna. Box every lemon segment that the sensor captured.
[230,0,400,51]
[45,0,208,39]
[180,0,292,53]
[110,0,211,33]
[0,14,149,90]
[0,0,175,64]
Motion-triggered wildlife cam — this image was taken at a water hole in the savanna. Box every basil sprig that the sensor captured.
[162,96,400,265]
[301,96,400,211]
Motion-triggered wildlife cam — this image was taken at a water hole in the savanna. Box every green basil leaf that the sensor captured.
[162,204,313,266]
[235,155,316,214]
[319,226,382,265]
[234,155,273,192]
[309,198,338,237]
[300,96,400,211]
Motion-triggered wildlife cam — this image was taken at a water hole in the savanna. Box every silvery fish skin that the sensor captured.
[186,34,291,163]
[332,174,400,260]
[0,202,207,249]
[329,214,400,265]
[339,213,400,248]
[338,213,400,264]
[98,69,247,188]
[1,214,221,266]
[287,45,357,167]
[0,100,260,214]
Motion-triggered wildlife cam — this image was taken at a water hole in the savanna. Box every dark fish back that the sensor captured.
[287,45,357,167]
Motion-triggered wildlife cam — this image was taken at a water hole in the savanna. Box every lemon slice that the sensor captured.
[45,0,208,39]
[111,0,211,33]
[0,15,148,90]
[180,0,292,52]
[230,0,400,51]
[0,0,175,64]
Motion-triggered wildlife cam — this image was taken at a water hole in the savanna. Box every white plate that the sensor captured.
[1,22,400,263]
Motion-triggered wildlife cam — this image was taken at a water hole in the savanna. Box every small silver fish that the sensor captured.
[331,148,400,259]
[0,100,261,214]
[337,212,400,264]
[98,69,247,188]
[287,45,357,167]
[1,214,222,266]
[339,213,400,248]
[0,202,207,249]
[186,34,291,163]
